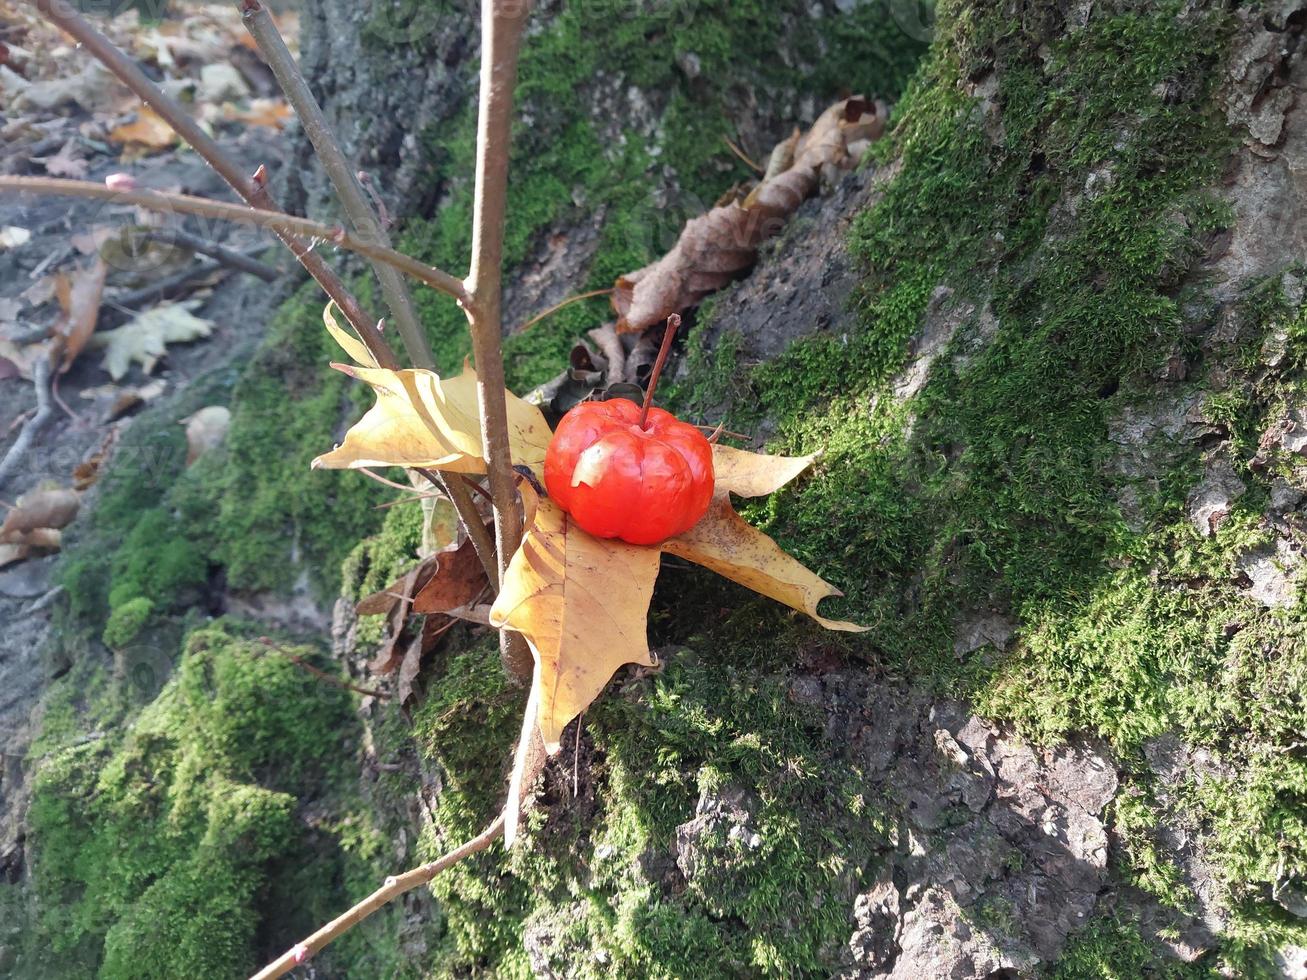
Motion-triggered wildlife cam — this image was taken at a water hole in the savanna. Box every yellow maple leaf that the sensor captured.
[313,304,552,475]
[312,363,552,474]
[490,447,866,764]
[489,483,662,755]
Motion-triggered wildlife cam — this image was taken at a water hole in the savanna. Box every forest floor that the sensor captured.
[0,0,299,873]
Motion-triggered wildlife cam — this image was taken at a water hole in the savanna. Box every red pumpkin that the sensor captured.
[544,398,714,545]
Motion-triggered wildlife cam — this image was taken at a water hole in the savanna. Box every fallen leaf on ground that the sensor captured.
[9,61,121,112]
[109,107,177,154]
[489,483,663,753]
[0,486,79,543]
[312,362,552,476]
[33,139,89,178]
[89,300,214,379]
[181,405,231,464]
[72,430,118,491]
[0,226,31,250]
[223,98,292,130]
[198,63,249,104]
[54,257,108,372]
[0,544,30,568]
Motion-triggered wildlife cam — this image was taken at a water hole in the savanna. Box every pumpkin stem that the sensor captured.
[640,313,681,428]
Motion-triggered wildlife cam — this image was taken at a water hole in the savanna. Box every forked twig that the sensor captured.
[239,0,435,367]
[0,355,53,488]
[235,0,493,586]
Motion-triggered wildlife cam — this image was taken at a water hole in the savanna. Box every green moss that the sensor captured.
[102,597,154,650]
[409,629,891,977]
[1052,906,1209,980]
[20,625,387,978]
[654,0,1304,970]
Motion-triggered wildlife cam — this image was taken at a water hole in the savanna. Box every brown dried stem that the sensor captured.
[639,313,680,428]
[238,0,435,367]
[249,815,505,980]
[236,0,490,576]
[0,177,468,307]
[464,0,535,682]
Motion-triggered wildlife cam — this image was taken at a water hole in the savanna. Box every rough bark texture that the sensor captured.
[8,1,1307,978]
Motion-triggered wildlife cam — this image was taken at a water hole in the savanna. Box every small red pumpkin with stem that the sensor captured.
[544,315,714,545]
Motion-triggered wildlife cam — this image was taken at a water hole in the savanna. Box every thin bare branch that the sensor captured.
[517,287,613,333]
[0,178,469,305]
[417,468,499,584]
[238,0,436,368]
[0,355,53,489]
[723,135,763,174]
[465,0,536,682]
[142,229,280,281]
[249,815,505,980]
[26,0,399,366]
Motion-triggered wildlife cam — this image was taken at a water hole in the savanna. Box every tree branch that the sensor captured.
[249,815,505,980]
[238,0,435,368]
[235,0,495,578]
[465,0,535,682]
[0,355,53,490]
[27,0,400,366]
[142,228,280,281]
[0,177,469,306]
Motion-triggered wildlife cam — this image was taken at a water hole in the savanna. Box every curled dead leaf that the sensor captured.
[55,257,108,373]
[613,98,886,333]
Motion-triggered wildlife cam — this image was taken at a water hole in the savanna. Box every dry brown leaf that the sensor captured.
[181,405,231,465]
[223,98,293,130]
[396,614,455,705]
[72,430,118,491]
[489,484,662,753]
[34,139,89,178]
[0,486,79,543]
[613,98,886,333]
[366,560,431,674]
[109,107,176,154]
[312,363,552,477]
[412,534,488,614]
[0,543,29,568]
[664,496,866,633]
[55,257,107,373]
